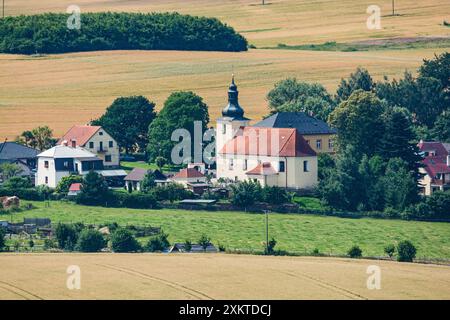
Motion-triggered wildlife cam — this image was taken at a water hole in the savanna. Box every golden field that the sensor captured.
[0,253,449,299]
[0,48,448,139]
[3,0,450,47]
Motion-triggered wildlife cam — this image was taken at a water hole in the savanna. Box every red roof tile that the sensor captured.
[246,162,278,176]
[418,141,448,157]
[423,156,450,178]
[59,125,101,147]
[173,168,205,179]
[69,183,82,192]
[219,127,316,157]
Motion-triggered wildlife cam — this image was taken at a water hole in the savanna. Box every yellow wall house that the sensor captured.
[216,78,318,190]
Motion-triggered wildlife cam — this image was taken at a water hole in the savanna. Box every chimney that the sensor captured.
[62,140,68,146]
[71,140,76,148]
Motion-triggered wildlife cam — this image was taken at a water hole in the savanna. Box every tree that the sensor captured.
[155,156,167,171]
[147,91,209,162]
[383,158,419,211]
[347,245,362,258]
[110,228,141,252]
[150,183,193,202]
[75,229,106,252]
[3,176,32,189]
[230,180,262,208]
[140,172,157,192]
[16,126,55,151]
[358,155,385,211]
[328,90,385,157]
[384,244,395,258]
[76,171,110,205]
[266,78,335,121]
[55,175,83,194]
[262,186,290,205]
[432,112,450,142]
[92,96,156,153]
[335,67,374,103]
[198,234,211,251]
[419,52,450,98]
[317,152,335,180]
[55,223,79,250]
[379,107,422,181]
[0,163,23,180]
[397,240,416,262]
[146,231,170,252]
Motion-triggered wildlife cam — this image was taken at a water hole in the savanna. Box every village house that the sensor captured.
[35,144,126,188]
[215,78,318,190]
[124,167,168,191]
[253,112,337,154]
[418,141,450,195]
[58,125,120,168]
[0,141,39,181]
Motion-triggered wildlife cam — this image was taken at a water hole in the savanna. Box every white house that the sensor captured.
[35,145,104,188]
[215,77,318,190]
[59,125,120,168]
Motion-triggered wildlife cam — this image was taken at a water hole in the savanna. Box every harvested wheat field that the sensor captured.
[4,0,450,47]
[0,253,449,300]
[0,47,447,139]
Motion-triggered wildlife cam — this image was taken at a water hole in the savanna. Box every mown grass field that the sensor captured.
[1,48,447,139]
[5,201,450,259]
[1,253,450,299]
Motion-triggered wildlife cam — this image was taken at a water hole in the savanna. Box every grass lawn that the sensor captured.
[293,196,325,210]
[5,200,450,259]
[120,161,181,173]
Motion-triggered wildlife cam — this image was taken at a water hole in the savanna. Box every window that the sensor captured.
[44,161,49,168]
[89,141,94,148]
[63,161,69,168]
[222,124,226,134]
[316,139,322,150]
[229,159,234,170]
[45,176,48,184]
[99,131,103,136]
[328,139,334,150]
[109,141,113,148]
[303,160,309,172]
[279,161,285,172]
[243,159,248,170]
[105,155,112,162]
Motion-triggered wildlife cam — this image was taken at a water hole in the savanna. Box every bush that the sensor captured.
[150,183,193,203]
[145,231,170,252]
[347,245,362,258]
[55,223,79,250]
[0,227,5,251]
[55,175,83,194]
[397,240,416,262]
[3,176,32,189]
[0,12,248,54]
[43,238,58,250]
[184,240,192,252]
[0,187,46,201]
[266,237,277,255]
[230,180,262,207]
[119,192,158,209]
[384,244,396,258]
[110,228,141,253]
[198,234,211,251]
[76,171,110,206]
[403,191,450,220]
[262,186,290,205]
[75,229,106,252]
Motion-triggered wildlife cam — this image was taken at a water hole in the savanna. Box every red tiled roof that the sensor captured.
[423,156,450,178]
[173,168,205,179]
[246,162,278,176]
[58,125,101,147]
[69,183,82,192]
[219,127,316,157]
[418,141,448,157]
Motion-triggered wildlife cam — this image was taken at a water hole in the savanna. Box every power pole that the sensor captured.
[392,0,395,16]
[262,0,265,5]
[2,0,4,19]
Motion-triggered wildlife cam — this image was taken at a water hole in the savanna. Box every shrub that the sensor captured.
[150,183,193,203]
[55,223,79,250]
[119,193,158,209]
[43,238,58,250]
[230,180,262,207]
[110,228,141,252]
[311,248,320,256]
[384,244,396,258]
[0,187,45,201]
[76,171,110,206]
[267,237,277,255]
[3,176,32,189]
[397,240,416,262]
[347,245,362,258]
[0,227,5,251]
[262,186,290,205]
[198,234,211,251]
[184,240,192,252]
[75,229,106,252]
[146,231,170,252]
[55,175,83,194]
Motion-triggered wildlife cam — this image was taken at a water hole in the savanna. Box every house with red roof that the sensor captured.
[59,125,119,168]
[215,78,318,189]
[418,141,450,195]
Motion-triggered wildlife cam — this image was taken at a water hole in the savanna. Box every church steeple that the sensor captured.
[222,75,245,119]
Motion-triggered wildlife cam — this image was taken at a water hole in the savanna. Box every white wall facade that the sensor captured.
[216,118,249,155]
[82,130,120,168]
[36,157,71,188]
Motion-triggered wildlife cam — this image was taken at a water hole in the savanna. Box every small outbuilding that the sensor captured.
[68,183,82,196]
[124,168,168,192]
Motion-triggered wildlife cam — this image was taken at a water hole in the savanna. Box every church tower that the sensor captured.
[216,76,250,153]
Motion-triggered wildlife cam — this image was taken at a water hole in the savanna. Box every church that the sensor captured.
[215,78,318,190]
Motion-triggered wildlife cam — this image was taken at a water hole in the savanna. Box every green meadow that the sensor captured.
[4,200,450,259]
